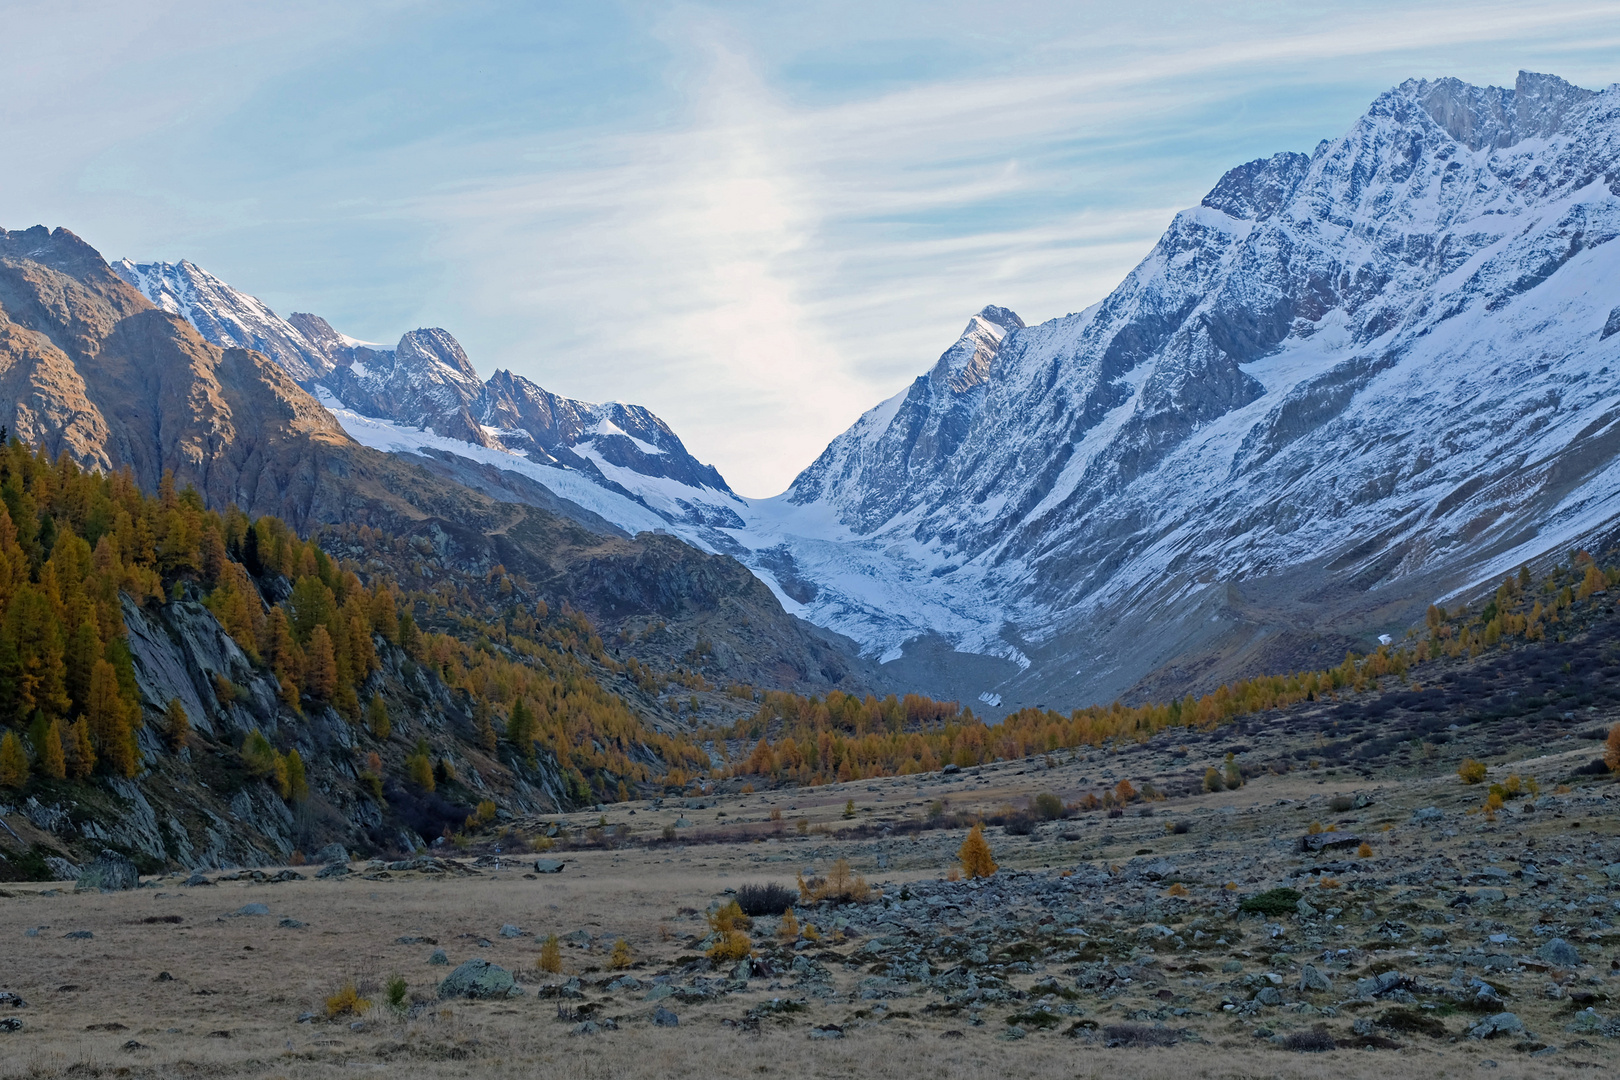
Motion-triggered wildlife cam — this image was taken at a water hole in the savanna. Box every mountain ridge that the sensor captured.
[101,69,1620,717]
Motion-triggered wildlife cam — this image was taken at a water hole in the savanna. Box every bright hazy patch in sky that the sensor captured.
[4,0,1619,494]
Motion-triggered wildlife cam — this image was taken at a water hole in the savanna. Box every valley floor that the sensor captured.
[4,740,1619,1078]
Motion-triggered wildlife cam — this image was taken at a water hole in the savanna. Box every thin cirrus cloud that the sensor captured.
[2,1,1619,495]
[403,2,1620,494]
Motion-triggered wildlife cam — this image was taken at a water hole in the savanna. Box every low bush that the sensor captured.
[707,929,752,964]
[1458,758,1487,784]
[798,858,871,902]
[1282,1026,1336,1052]
[1377,1007,1448,1038]
[325,980,371,1018]
[708,900,752,933]
[1002,813,1037,836]
[735,882,796,917]
[1238,887,1302,915]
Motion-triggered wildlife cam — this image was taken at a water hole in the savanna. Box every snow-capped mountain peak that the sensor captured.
[111,258,336,382]
[116,259,744,537]
[720,70,1620,710]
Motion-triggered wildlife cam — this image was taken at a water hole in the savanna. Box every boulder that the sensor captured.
[312,843,349,866]
[1411,807,1443,823]
[315,864,351,879]
[1537,938,1582,968]
[428,949,449,965]
[437,958,517,999]
[498,924,523,938]
[1297,965,1332,992]
[1467,1012,1523,1039]
[75,850,139,892]
[533,859,564,874]
[651,1006,679,1027]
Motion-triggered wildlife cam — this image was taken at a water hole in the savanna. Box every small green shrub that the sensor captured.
[385,975,408,1014]
[1238,887,1302,915]
[1032,793,1064,820]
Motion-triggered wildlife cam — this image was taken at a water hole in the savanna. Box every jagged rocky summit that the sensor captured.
[111,259,743,534]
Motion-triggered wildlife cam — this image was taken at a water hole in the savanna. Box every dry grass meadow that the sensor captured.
[4,737,1619,1078]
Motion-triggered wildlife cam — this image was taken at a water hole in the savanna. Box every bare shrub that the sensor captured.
[735,882,796,917]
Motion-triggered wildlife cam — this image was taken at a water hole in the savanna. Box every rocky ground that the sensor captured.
[6,614,1620,1077]
[2,727,1618,1078]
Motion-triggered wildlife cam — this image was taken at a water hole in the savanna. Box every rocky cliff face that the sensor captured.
[727,71,1620,711]
[6,229,879,701]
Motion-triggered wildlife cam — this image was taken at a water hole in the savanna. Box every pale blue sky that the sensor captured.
[5,0,1620,494]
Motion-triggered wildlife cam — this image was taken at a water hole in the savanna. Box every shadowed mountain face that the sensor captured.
[2,228,876,697]
[727,71,1620,711]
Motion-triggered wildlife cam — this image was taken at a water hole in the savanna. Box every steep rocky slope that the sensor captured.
[1,228,877,699]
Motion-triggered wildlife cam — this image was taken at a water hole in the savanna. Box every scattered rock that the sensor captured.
[809,1024,844,1039]
[437,958,517,999]
[1411,807,1443,823]
[1468,1012,1524,1040]
[230,903,270,917]
[312,843,349,866]
[533,859,564,874]
[1298,833,1362,853]
[75,850,139,893]
[499,924,523,938]
[1297,965,1332,992]
[428,949,449,965]
[1253,986,1283,1006]
[315,864,351,879]
[652,1005,679,1027]
[120,1039,147,1051]
[182,871,212,887]
[62,930,94,940]
[0,1018,19,1033]
[43,856,80,881]
[278,918,306,929]
[1537,938,1582,968]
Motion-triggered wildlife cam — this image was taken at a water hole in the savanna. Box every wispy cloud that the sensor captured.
[4,1,1619,494]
